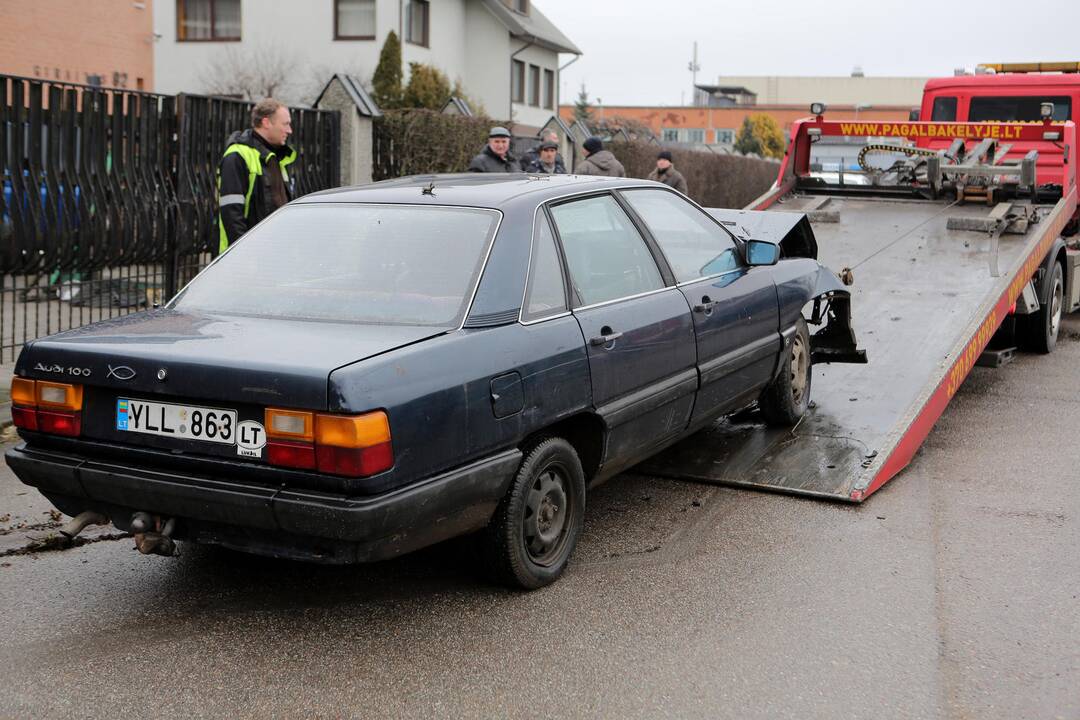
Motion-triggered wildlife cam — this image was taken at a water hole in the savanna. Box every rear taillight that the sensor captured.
[10,378,83,437]
[265,408,393,477]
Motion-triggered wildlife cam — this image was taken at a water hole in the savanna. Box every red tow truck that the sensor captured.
[642,63,1079,501]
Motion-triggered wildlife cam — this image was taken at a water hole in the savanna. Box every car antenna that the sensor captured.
[422,181,436,196]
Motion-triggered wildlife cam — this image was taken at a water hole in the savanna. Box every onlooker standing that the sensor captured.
[467,127,518,172]
[648,151,689,195]
[523,141,565,174]
[574,137,625,177]
[519,131,566,173]
[216,98,296,254]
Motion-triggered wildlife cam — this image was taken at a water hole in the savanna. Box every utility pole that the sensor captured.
[687,41,701,106]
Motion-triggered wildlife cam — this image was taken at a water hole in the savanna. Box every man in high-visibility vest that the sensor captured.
[216,98,296,254]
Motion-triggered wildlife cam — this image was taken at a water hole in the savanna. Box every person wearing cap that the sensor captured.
[468,126,518,173]
[574,136,625,177]
[523,140,565,174]
[519,131,566,173]
[648,150,689,194]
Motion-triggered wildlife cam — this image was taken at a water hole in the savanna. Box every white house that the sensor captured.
[152,0,580,127]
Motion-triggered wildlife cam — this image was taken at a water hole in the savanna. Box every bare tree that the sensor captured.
[198,44,301,102]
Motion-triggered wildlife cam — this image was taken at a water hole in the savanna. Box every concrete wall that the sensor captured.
[1,0,153,90]
[715,75,930,108]
[463,1,509,118]
[316,79,373,187]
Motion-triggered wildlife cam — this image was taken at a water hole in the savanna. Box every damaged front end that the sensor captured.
[809,291,867,365]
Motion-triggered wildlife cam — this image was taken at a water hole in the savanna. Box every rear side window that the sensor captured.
[522,215,568,321]
[549,194,665,307]
[931,96,957,121]
[969,95,1071,122]
[173,204,500,326]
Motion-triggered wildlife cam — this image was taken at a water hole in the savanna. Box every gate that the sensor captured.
[0,74,340,363]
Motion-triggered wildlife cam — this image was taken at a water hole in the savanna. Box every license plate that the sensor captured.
[116,398,237,445]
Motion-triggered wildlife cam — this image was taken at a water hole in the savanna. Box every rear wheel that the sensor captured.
[483,437,585,590]
[760,317,812,427]
[1020,262,1063,354]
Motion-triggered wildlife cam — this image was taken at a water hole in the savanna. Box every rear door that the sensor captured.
[619,188,780,423]
[547,193,697,463]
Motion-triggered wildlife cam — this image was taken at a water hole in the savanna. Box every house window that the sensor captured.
[502,0,529,14]
[714,128,735,145]
[528,65,540,107]
[335,0,375,40]
[684,128,705,144]
[543,69,554,109]
[177,0,241,41]
[511,60,525,103]
[405,0,429,47]
[661,128,679,142]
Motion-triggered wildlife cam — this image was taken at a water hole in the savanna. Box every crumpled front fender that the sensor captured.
[806,266,867,365]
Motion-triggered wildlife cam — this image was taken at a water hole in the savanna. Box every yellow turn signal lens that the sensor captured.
[315,411,391,448]
[36,381,83,411]
[265,408,314,441]
[11,378,37,407]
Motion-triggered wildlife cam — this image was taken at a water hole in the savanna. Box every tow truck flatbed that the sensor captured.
[641,118,1078,502]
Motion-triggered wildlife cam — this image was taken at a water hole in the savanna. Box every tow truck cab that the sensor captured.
[917,63,1080,190]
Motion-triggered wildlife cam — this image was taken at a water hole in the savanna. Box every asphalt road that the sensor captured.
[1,318,1078,719]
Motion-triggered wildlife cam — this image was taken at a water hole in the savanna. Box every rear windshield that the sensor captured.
[969,95,1071,122]
[173,204,500,326]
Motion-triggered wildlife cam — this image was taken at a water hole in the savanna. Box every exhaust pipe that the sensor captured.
[130,513,180,557]
[59,511,109,539]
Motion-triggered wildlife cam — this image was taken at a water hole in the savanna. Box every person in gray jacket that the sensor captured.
[647,151,689,194]
[468,127,518,172]
[574,137,625,177]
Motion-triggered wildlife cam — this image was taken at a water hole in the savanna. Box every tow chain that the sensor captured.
[857,143,940,172]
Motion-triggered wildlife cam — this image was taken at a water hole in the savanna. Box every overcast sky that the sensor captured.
[537,0,1080,106]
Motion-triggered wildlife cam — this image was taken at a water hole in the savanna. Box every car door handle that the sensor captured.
[589,328,623,346]
[693,296,719,313]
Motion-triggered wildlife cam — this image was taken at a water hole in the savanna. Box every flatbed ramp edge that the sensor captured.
[639,119,1078,503]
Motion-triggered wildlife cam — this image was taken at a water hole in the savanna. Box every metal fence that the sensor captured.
[0,74,340,363]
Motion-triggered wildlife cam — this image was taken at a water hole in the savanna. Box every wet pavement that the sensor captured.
[0,318,1078,719]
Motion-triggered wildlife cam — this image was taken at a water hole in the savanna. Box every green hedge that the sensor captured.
[372,110,780,210]
[373,109,498,180]
[608,141,780,209]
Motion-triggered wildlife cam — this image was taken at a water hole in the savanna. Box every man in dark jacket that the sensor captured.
[647,151,689,194]
[523,140,564,174]
[217,98,296,254]
[519,131,566,173]
[467,127,518,172]
[574,137,625,177]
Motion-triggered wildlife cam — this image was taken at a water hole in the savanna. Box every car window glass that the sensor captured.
[620,189,738,282]
[549,195,665,307]
[969,95,1071,122]
[523,214,568,321]
[173,204,499,326]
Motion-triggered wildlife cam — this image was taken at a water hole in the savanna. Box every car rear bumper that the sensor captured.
[5,443,521,563]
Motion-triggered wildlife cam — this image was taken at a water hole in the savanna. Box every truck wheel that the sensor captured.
[483,437,585,590]
[1021,262,1063,354]
[760,318,812,427]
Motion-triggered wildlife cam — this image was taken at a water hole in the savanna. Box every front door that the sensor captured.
[619,188,780,424]
[547,194,697,465]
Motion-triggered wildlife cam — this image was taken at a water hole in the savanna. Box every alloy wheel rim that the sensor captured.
[1050,277,1063,339]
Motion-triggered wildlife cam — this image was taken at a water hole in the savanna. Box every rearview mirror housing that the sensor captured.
[746,240,780,266]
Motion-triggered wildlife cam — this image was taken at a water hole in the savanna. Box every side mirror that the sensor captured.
[908,108,921,121]
[746,240,780,266]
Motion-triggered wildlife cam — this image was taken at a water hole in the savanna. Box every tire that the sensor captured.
[483,437,586,590]
[760,317,812,427]
[1020,261,1064,354]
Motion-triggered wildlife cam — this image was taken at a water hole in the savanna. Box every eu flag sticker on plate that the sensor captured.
[116,399,130,430]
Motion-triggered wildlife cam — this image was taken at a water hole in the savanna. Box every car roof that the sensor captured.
[294,173,666,208]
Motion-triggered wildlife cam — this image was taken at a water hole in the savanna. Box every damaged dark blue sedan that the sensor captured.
[5,174,863,589]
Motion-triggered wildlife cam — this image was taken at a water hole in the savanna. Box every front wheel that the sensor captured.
[1020,261,1063,354]
[760,317,812,427]
[483,437,586,590]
